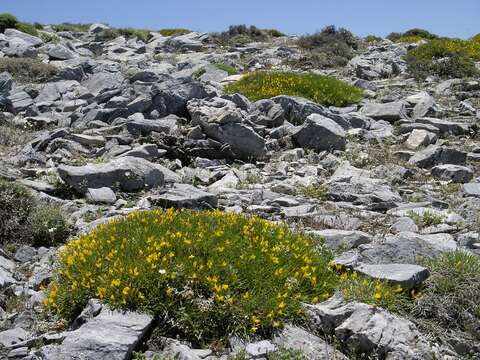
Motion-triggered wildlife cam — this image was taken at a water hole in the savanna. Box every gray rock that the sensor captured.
[89,23,110,33]
[245,340,277,358]
[124,115,180,136]
[6,91,33,113]
[292,114,346,152]
[390,217,418,234]
[14,245,37,263]
[354,263,430,290]
[47,44,76,60]
[408,145,467,168]
[463,183,480,197]
[431,164,473,183]
[0,327,29,347]
[4,28,43,46]
[416,117,472,136]
[40,303,153,360]
[86,187,117,204]
[335,232,456,266]
[304,296,435,359]
[307,229,372,251]
[149,183,217,209]
[272,325,347,360]
[118,144,159,160]
[404,129,437,150]
[57,156,166,193]
[360,101,407,122]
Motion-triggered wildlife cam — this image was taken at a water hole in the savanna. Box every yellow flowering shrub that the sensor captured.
[44,209,407,343]
[224,71,363,107]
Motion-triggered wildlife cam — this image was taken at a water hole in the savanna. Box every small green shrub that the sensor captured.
[52,23,91,32]
[0,57,58,83]
[365,35,382,43]
[33,22,43,30]
[292,26,359,69]
[407,210,444,228]
[296,184,328,201]
[224,71,363,107]
[159,28,191,37]
[16,22,38,36]
[0,123,34,148]
[267,348,306,360]
[0,13,18,33]
[402,28,438,40]
[214,63,238,75]
[96,28,151,42]
[0,180,36,244]
[29,203,71,247]
[212,25,282,45]
[408,251,480,350]
[405,38,480,80]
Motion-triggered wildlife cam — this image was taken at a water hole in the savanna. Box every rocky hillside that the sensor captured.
[0,22,480,360]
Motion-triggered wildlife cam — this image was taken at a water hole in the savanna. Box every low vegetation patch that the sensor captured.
[405,36,480,80]
[0,180,71,247]
[51,23,92,33]
[0,13,38,36]
[292,25,359,69]
[407,210,444,228]
[212,25,284,46]
[159,28,191,37]
[0,57,58,83]
[224,71,363,107]
[387,28,439,43]
[364,35,383,43]
[44,209,403,344]
[408,251,480,353]
[97,28,151,42]
[295,184,328,201]
[0,122,34,149]
[214,63,238,75]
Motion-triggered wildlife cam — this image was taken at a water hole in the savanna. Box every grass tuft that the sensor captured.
[224,71,362,107]
[0,57,58,84]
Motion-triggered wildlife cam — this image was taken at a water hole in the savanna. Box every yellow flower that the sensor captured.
[122,287,130,296]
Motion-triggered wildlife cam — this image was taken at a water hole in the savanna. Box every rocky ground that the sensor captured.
[0,23,480,359]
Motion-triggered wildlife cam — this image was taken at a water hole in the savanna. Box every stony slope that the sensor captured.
[0,24,479,359]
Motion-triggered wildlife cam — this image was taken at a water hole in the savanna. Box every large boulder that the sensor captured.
[408,145,467,168]
[148,183,218,209]
[57,157,167,193]
[151,76,209,117]
[360,101,407,123]
[305,295,435,359]
[292,114,346,152]
[40,300,154,360]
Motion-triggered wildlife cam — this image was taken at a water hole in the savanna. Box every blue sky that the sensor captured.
[2,0,479,38]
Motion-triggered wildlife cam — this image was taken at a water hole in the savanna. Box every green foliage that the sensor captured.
[16,22,38,36]
[0,180,71,246]
[224,71,363,107]
[293,25,359,69]
[402,28,439,40]
[29,204,72,247]
[407,210,444,228]
[52,23,91,32]
[296,184,328,201]
[45,209,409,345]
[0,57,58,84]
[267,348,307,360]
[214,63,238,75]
[212,25,284,45]
[97,28,151,42]
[159,28,191,37]
[408,251,480,350]
[45,209,338,343]
[0,13,18,33]
[405,38,480,80]
[33,22,44,30]
[365,35,382,43]
[0,122,33,149]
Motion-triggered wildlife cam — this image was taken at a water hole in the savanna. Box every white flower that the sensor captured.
[158,269,167,274]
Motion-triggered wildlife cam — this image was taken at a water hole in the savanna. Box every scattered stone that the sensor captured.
[360,101,407,122]
[354,263,430,289]
[292,114,346,152]
[431,164,473,183]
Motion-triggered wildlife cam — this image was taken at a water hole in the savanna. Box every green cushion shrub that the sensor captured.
[224,71,363,107]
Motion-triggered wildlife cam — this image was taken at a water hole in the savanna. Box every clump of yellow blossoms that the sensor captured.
[224,71,363,107]
[44,209,405,343]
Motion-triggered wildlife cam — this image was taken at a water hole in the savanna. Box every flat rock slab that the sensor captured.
[306,229,372,251]
[304,296,434,359]
[463,183,480,197]
[40,305,153,360]
[355,263,430,289]
[360,101,407,122]
[149,183,218,209]
[273,325,347,360]
[57,156,166,193]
